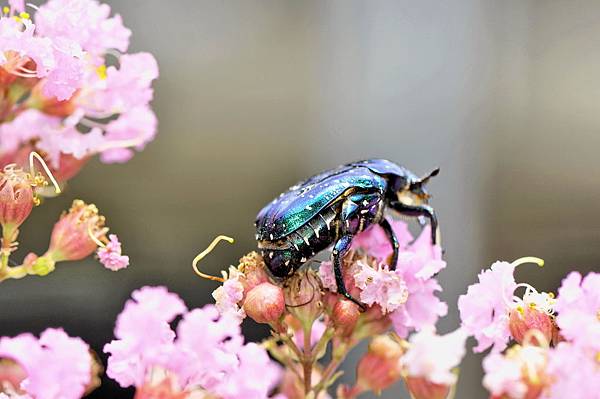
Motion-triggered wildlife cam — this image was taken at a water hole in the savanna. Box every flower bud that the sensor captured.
[405,377,451,399]
[243,282,285,324]
[45,200,108,262]
[332,299,360,336]
[509,305,554,346]
[284,269,324,328]
[356,335,404,393]
[29,256,56,276]
[0,165,34,235]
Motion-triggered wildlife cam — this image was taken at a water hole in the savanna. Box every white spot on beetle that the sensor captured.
[270,234,274,240]
[301,257,307,262]
[269,252,274,259]
[306,206,312,210]
[285,260,290,266]
[294,243,300,251]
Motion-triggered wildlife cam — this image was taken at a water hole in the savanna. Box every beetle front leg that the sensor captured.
[390,201,438,245]
[379,218,399,270]
[332,234,365,310]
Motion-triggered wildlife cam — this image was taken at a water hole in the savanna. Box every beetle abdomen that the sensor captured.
[259,205,339,277]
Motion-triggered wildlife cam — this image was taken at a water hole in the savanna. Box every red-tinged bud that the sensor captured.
[0,358,27,394]
[284,269,324,328]
[0,165,34,235]
[243,282,285,324]
[237,251,270,296]
[30,83,78,117]
[405,377,451,399]
[356,335,404,394]
[332,299,360,336]
[45,200,108,262]
[509,306,554,346]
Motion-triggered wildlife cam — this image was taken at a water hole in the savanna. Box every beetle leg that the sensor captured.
[389,201,438,245]
[332,234,365,310]
[379,218,399,270]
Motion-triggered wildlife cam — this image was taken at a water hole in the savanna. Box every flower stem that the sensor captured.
[302,323,313,394]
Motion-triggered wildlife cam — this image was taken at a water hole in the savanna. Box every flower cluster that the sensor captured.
[0,0,158,185]
[460,259,600,399]
[0,328,99,399]
[103,286,281,399]
[201,221,463,398]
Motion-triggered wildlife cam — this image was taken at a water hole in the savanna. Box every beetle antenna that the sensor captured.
[192,235,235,283]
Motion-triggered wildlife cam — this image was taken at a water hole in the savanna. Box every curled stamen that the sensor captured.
[192,235,234,283]
[512,257,544,268]
[87,224,105,248]
[29,152,61,194]
[26,3,39,11]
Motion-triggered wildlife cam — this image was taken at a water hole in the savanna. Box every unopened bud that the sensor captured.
[243,282,285,324]
[356,335,404,393]
[332,299,360,336]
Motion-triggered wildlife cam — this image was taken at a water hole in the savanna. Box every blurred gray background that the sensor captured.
[2,0,600,397]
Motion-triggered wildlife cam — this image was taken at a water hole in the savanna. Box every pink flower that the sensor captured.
[554,271,600,351]
[354,261,409,314]
[8,0,25,12]
[34,0,131,57]
[402,327,467,387]
[104,286,187,387]
[458,257,550,353]
[389,226,448,337]
[97,234,129,271]
[545,342,600,399]
[212,274,245,318]
[0,329,92,399]
[352,219,413,263]
[105,286,281,399]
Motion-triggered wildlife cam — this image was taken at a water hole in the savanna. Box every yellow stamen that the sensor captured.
[96,64,107,80]
[596,309,600,322]
[528,302,537,309]
[19,12,29,19]
[192,235,234,283]
[29,152,61,194]
[512,257,545,268]
[548,292,555,299]
[596,352,600,364]
[3,6,9,14]
[516,305,524,315]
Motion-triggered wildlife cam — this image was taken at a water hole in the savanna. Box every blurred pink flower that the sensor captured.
[354,261,408,314]
[105,286,281,399]
[546,342,600,399]
[8,0,25,12]
[35,0,131,58]
[0,329,92,399]
[402,327,467,387]
[293,319,327,348]
[554,271,600,351]
[97,234,129,271]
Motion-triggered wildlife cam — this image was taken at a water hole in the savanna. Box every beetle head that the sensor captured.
[397,167,439,205]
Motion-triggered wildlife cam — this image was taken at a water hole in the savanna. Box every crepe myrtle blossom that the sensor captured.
[401,327,468,399]
[0,328,93,399]
[0,0,158,185]
[545,341,600,399]
[319,222,447,338]
[554,271,600,351]
[458,257,556,353]
[104,286,282,399]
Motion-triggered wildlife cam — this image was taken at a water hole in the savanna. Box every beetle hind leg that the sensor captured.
[332,234,365,310]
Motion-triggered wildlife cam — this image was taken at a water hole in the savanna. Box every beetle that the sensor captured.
[255,159,439,307]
